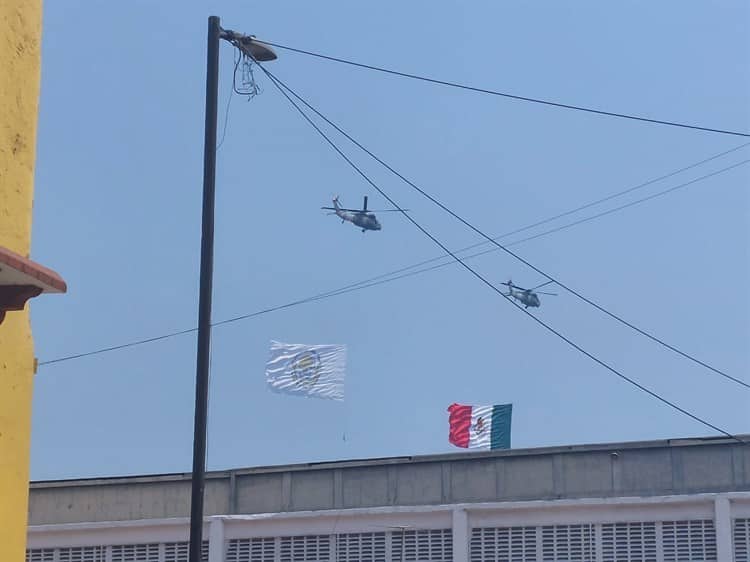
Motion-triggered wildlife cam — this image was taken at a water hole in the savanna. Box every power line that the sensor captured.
[304,145,750,301]
[261,67,750,390]
[316,141,750,292]
[38,328,198,366]
[338,156,750,300]
[38,143,750,371]
[255,39,750,139]
[216,51,241,151]
[506,162,750,247]
[257,63,742,443]
[463,142,750,246]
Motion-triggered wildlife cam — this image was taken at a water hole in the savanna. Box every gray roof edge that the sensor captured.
[31,433,748,489]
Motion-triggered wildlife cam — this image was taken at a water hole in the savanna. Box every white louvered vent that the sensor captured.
[735,519,750,562]
[163,542,209,562]
[601,522,656,562]
[226,538,276,562]
[470,526,537,561]
[163,542,188,562]
[27,542,209,562]
[662,520,717,562]
[279,535,331,562]
[541,524,594,562]
[336,532,386,562]
[110,543,160,562]
[57,546,106,562]
[26,549,55,562]
[391,529,453,562]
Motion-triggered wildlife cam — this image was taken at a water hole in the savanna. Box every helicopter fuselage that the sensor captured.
[324,197,388,232]
[508,288,540,308]
[336,210,381,231]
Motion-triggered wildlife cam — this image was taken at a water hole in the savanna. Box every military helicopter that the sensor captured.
[321,196,404,232]
[501,279,557,308]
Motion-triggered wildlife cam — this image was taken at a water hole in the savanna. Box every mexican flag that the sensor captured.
[448,403,512,450]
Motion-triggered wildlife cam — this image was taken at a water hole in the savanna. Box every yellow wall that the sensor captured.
[0,2,43,561]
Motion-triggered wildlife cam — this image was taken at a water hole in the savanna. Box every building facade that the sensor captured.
[27,436,750,561]
[1,2,45,560]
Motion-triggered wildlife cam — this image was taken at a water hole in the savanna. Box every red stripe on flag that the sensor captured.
[448,403,472,448]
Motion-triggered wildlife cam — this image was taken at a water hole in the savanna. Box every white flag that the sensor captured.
[265,341,346,401]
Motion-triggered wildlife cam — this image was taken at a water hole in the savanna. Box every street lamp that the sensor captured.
[188,16,276,562]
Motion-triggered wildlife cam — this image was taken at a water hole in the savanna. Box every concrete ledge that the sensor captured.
[29,435,750,525]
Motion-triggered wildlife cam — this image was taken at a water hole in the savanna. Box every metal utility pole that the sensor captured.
[189,16,276,562]
[188,14,221,562]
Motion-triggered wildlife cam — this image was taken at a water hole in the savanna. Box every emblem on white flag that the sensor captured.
[265,341,346,401]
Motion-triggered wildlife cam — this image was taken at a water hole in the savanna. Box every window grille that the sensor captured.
[57,547,106,562]
[226,538,276,562]
[662,520,717,562]
[541,524,594,562]
[470,526,537,561]
[162,542,209,562]
[26,549,55,562]
[336,532,386,562]
[735,519,750,562]
[110,543,160,562]
[391,529,452,562]
[279,535,331,562]
[163,543,188,562]
[27,542,207,562]
[601,522,657,562]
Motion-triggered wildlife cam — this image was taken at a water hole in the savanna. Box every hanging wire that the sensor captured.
[37,149,749,368]
[260,67,750,391]
[254,39,750,138]
[230,44,262,99]
[215,51,239,151]
[218,47,262,151]
[256,64,743,443]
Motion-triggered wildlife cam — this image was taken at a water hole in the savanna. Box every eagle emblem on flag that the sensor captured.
[473,416,486,435]
[288,350,322,388]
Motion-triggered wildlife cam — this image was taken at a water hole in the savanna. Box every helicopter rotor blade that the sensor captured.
[501,281,529,291]
[530,280,556,291]
[363,195,368,212]
[369,209,409,213]
[536,291,557,296]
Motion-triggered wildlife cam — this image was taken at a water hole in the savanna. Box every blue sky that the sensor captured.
[29,1,749,480]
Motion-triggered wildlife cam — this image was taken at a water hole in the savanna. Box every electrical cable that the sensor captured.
[216,84,234,151]
[261,68,750,390]
[217,49,245,150]
[254,39,750,138]
[38,58,750,369]
[316,142,750,294]
[257,63,742,442]
[38,143,750,370]
[231,47,245,96]
[449,142,750,251]
[38,328,199,366]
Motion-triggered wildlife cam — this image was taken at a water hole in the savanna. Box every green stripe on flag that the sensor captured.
[490,404,512,450]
